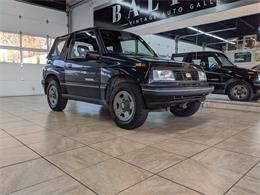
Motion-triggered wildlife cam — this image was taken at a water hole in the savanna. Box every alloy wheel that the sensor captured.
[113,91,135,122]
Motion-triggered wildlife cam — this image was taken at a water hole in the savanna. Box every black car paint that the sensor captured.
[172,51,260,96]
[42,28,213,109]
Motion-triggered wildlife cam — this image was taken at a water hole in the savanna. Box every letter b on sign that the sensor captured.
[112,5,121,23]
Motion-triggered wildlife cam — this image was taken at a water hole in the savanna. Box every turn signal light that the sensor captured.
[134,63,146,68]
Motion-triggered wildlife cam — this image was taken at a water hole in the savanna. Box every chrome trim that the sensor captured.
[60,82,100,88]
[142,87,214,93]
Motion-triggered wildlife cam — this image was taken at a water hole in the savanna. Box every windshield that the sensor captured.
[100,30,156,57]
[216,53,236,67]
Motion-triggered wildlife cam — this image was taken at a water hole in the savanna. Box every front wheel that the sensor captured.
[170,102,201,117]
[109,82,148,129]
[47,80,67,111]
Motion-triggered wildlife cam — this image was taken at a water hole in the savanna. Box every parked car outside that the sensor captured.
[42,28,213,129]
[172,51,260,101]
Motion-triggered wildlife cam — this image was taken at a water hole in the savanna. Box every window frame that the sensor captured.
[67,30,100,61]
[48,35,70,60]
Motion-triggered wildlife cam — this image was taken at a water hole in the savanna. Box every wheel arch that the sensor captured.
[224,78,254,94]
[44,74,60,94]
[104,74,141,104]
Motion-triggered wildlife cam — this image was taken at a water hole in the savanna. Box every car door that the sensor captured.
[64,30,101,100]
[203,55,225,92]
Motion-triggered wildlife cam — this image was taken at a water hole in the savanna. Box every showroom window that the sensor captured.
[22,35,47,49]
[0,31,53,64]
[0,49,21,63]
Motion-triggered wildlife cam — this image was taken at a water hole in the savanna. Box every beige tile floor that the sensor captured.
[0,96,260,195]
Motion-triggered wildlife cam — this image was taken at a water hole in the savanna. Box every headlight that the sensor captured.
[152,70,175,81]
[198,70,207,81]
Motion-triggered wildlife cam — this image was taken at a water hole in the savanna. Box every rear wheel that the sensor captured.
[227,81,253,101]
[47,80,67,111]
[109,82,148,129]
[170,102,201,117]
[252,95,260,101]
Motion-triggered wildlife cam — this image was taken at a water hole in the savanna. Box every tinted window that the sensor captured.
[69,30,99,59]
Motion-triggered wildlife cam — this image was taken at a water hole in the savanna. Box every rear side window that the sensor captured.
[48,37,68,59]
[173,56,184,62]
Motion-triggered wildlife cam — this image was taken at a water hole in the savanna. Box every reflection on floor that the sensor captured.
[208,94,260,102]
[0,96,260,195]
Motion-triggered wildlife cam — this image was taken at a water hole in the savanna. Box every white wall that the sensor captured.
[0,0,67,97]
[71,0,110,31]
[142,34,217,58]
[71,1,218,58]
[225,48,260,69]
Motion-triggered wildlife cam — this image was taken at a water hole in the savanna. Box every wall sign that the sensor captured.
[94,0,219,29]
[234,52,252,63]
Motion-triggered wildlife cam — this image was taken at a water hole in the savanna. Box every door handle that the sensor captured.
[65,63,72,68]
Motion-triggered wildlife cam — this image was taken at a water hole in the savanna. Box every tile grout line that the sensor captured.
[223,159,260,195]
[9,118,255,195]
[49,130,205,195]
[6,175,67,195]
[1,103,259,195]
[1,128,99,195]
[141,123,260,194]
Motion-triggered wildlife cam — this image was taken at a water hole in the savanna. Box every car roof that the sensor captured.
[172,51,224,56]
[55,27,134,39]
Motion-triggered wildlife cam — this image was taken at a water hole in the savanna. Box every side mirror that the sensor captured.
[85,51,102,60]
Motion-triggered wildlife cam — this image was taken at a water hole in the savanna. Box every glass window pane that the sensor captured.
[23,51,47,64]
[49,38,55,49]
[22,35,47,49]
[0,32,20,47]
[0,49,20,63]
[121,40,135,54]
[69,31,99,59]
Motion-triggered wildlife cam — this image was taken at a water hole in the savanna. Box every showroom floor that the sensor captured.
[0,96,260,195]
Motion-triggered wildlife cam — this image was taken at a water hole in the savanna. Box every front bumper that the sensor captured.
[142,85,214,109]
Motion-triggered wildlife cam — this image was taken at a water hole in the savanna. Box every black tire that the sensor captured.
[47,79,67,111]
[108,82,148,129]
[252,95,260,101]
[170,102,201,117]
[227,81,253,101]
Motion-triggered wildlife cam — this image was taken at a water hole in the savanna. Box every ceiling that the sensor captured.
[16,0,87,11]
[158,14,260,51]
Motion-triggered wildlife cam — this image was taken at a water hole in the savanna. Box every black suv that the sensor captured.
[172,52,260,101]
[42,28,213,129]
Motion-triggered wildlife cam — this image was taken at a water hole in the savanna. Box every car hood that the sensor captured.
[223,66,258,75]
[105,54,199,69]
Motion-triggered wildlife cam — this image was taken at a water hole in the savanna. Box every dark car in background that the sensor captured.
[253,65,260,71]
[42,28,213,129]
[172,51,260,101]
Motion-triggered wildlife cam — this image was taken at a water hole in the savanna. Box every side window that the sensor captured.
[208,56,220,69]
[190,54,207,68]
[69,30,99,59]
[121,40,135,54]
[174,56,184,62]
[49,38,66,59]
[192,59,201,66]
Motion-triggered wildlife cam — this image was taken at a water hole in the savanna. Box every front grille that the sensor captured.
[174,70,199,81]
